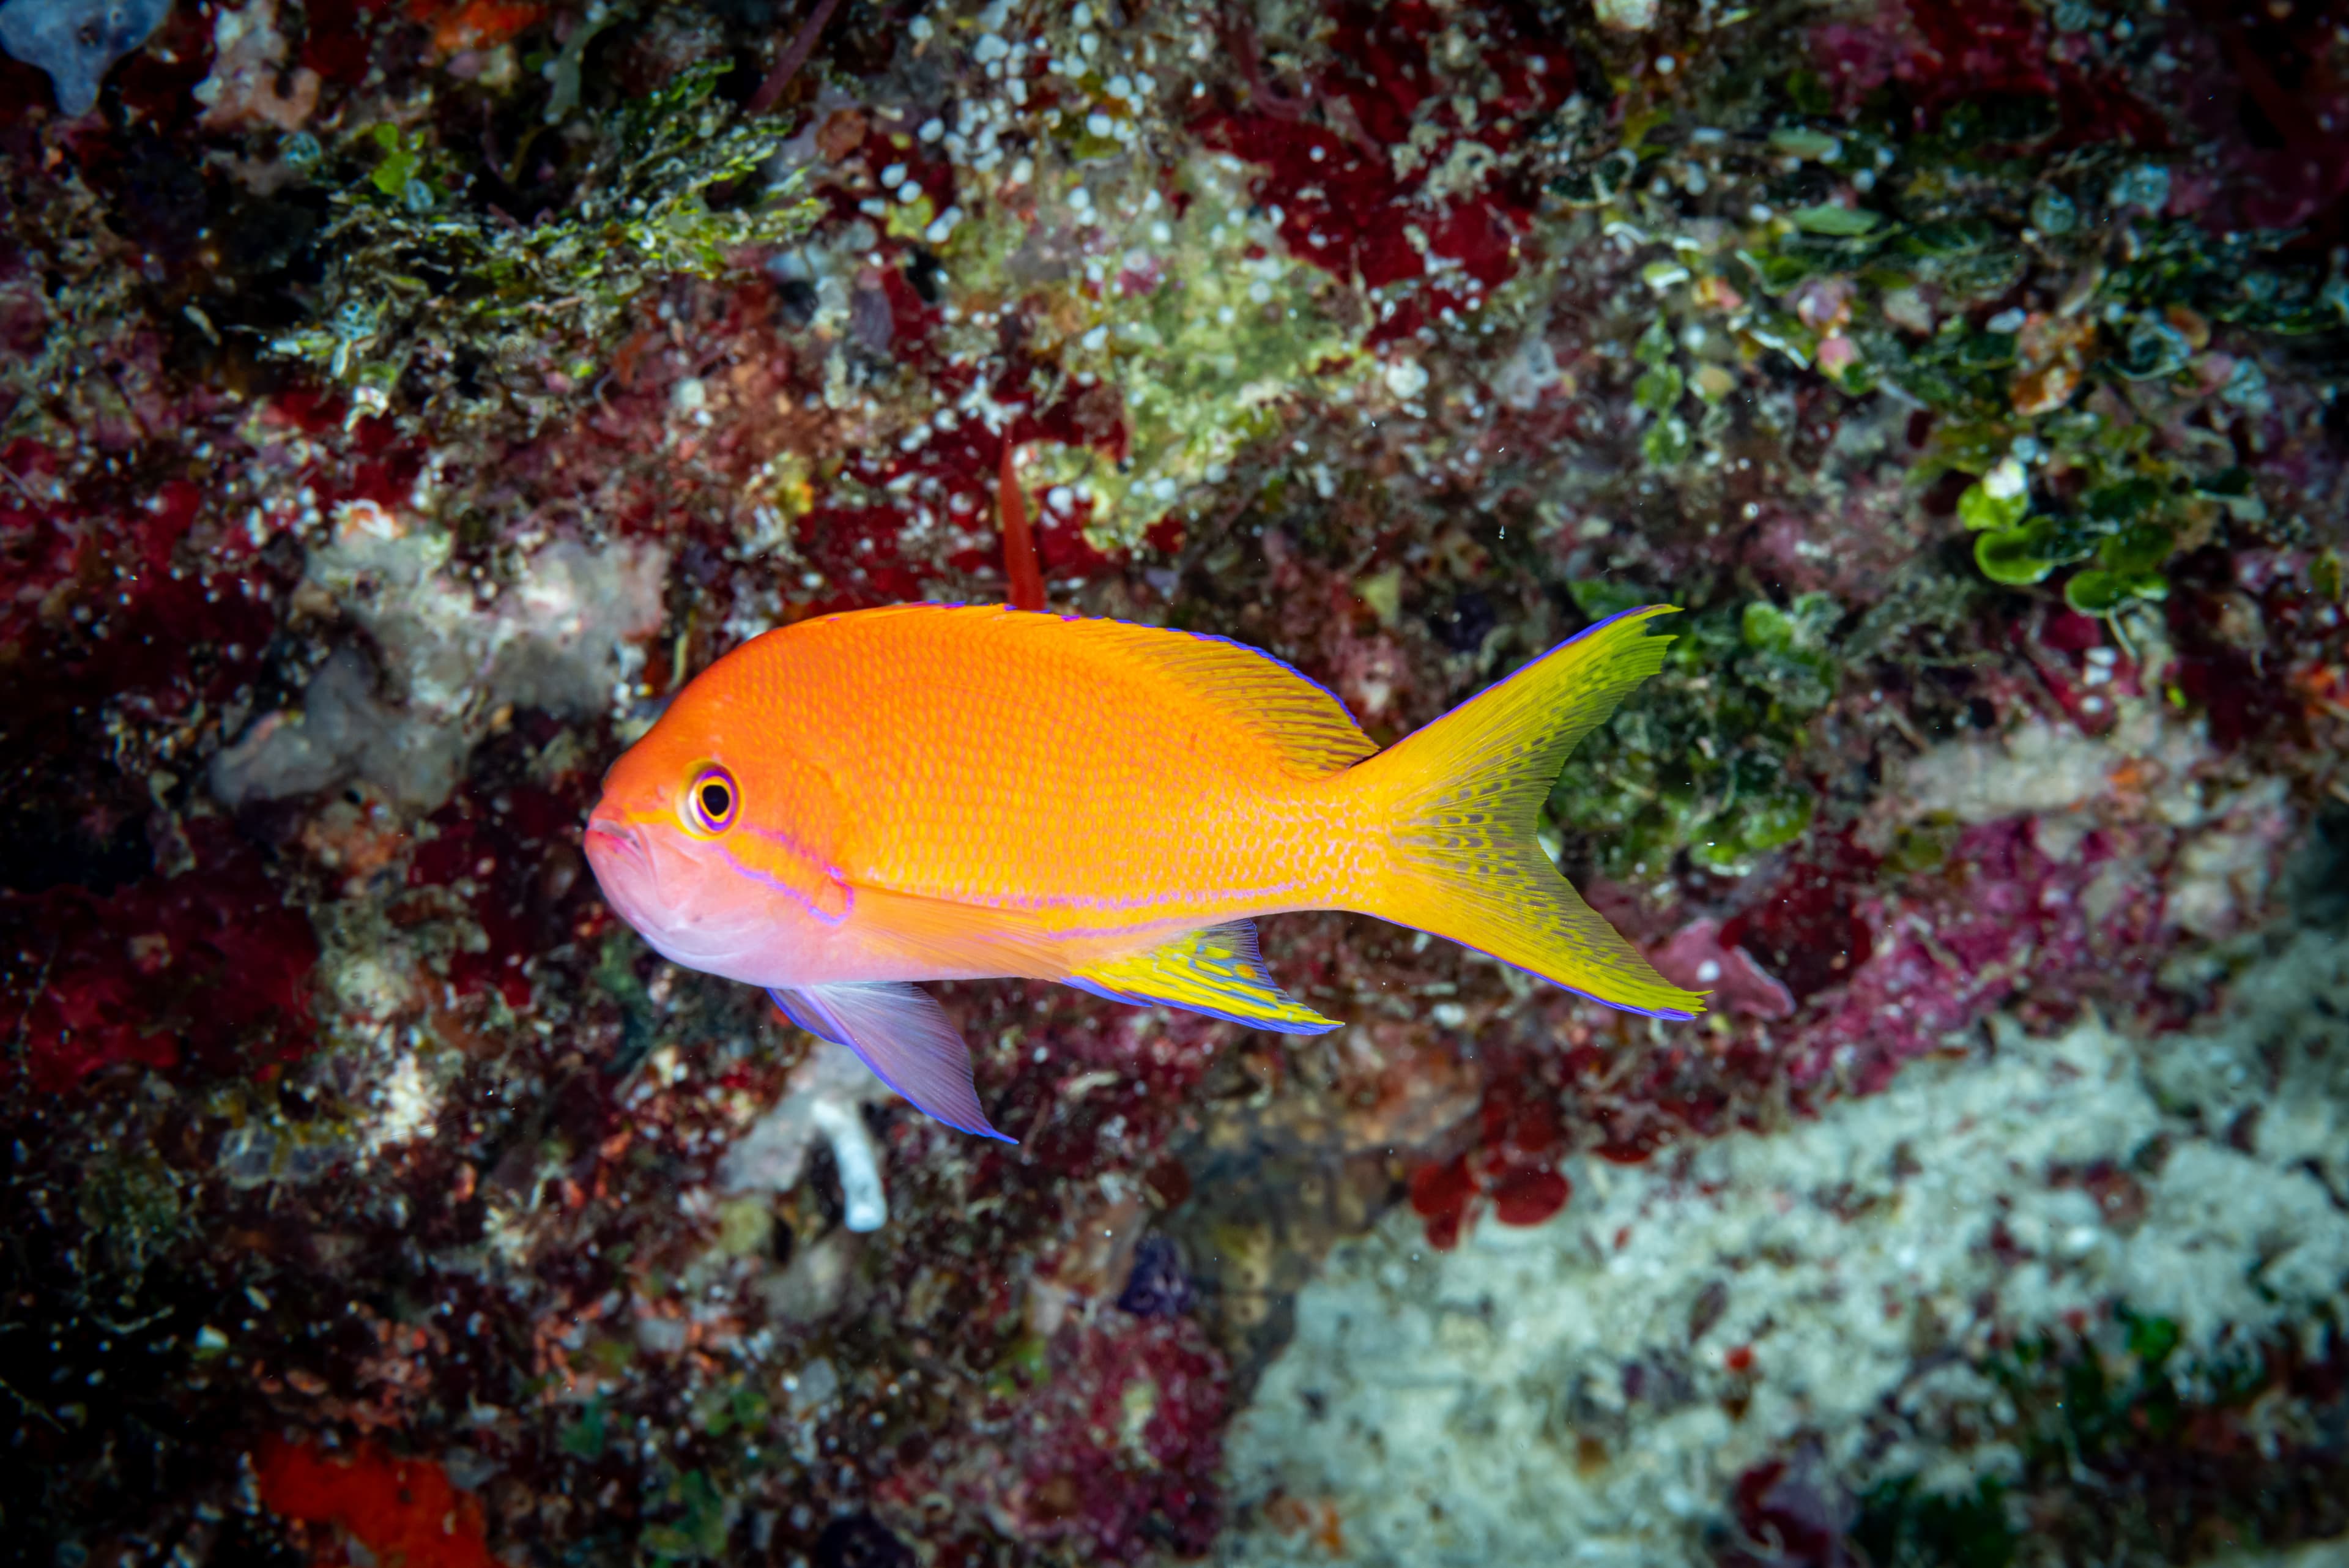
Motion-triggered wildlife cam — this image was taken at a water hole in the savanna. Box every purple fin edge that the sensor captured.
[1508,602,1677,687]
[808,602,1668,741]
[1442,937,1702,1022]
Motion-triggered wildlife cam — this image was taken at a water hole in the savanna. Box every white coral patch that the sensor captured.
[363,1046,441,1157]
[1220,931,2349,1568]
[217,514,669,814]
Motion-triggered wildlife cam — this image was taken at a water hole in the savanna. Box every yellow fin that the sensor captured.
[1351,605,1708,1020]
[1067,921,1340,1034]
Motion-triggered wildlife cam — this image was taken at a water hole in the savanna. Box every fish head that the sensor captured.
[584,682,835,985]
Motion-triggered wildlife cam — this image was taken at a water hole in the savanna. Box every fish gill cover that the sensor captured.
[0,0,2343,1564]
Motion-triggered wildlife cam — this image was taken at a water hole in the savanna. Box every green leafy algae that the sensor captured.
[559,1400,609,1460]
[1845,1301,2314,1567]
[1559,65,2340,622]
[1548,588,1840,878]
[643,1466,731,1559]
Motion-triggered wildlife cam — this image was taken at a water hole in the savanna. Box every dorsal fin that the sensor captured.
[1094,621,1376,775]
[1065,920,1341,1034]
[823,605,1376,777]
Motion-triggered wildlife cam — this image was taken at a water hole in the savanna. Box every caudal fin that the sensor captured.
[1351,605,1706,1019]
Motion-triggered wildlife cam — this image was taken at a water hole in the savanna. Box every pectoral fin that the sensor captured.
[768,983,1014,1143]
[1065,921,1341,1035]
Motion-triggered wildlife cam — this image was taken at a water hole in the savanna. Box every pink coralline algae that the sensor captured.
[1787,818,2172,1094]
[1649,918,1798,1022]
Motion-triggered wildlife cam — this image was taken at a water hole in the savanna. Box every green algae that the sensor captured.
[695,1383,771,1436]
[1768,166,2323,614]
[559,1399,610,1460]
[1844,1296,2343,1568]
[932,152,1376,551]
[644,1466,732,1559]
[1562,63,2341,621]
[1852,1477,2016,1568]
[1549,587,1839,879]
[268,60,818,428]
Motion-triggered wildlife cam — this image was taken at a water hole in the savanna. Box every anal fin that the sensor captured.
[1066,921,1340,1035]
[768,984,1014,1143]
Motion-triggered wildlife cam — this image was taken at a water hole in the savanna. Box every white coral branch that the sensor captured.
[719,1041,891,1232]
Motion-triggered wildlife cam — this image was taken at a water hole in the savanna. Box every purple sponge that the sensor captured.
[0,0,170,117]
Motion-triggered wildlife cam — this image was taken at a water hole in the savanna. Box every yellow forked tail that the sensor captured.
[1348,604,1707,1019]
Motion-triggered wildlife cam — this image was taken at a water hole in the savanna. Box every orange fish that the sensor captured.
[584,604,1704,1140]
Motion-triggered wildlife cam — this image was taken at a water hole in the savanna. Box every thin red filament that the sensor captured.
[999,441,1047,613]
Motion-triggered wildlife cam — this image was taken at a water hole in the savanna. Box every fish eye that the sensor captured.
[683,765,738,836]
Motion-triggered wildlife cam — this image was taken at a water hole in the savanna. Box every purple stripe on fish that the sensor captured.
[960,880,1304,915]
[714,841,853,926]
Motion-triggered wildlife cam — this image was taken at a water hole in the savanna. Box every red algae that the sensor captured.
[1,820,316,1093]
[256,1436,503,1568]
[404,764,597,1008]
[1409,1090,1575,1248]
[0,442,279,734]
[1201,0,1572,344]
[1810,0,2167,146]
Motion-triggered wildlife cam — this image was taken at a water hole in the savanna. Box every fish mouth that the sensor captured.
[582,809,772,975]
[584,812,664,935]
[584,813,647,868]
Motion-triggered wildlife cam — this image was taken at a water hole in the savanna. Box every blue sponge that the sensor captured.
[0,0,171,117]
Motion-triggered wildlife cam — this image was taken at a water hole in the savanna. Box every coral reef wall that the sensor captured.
[1,0,2344,1564]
